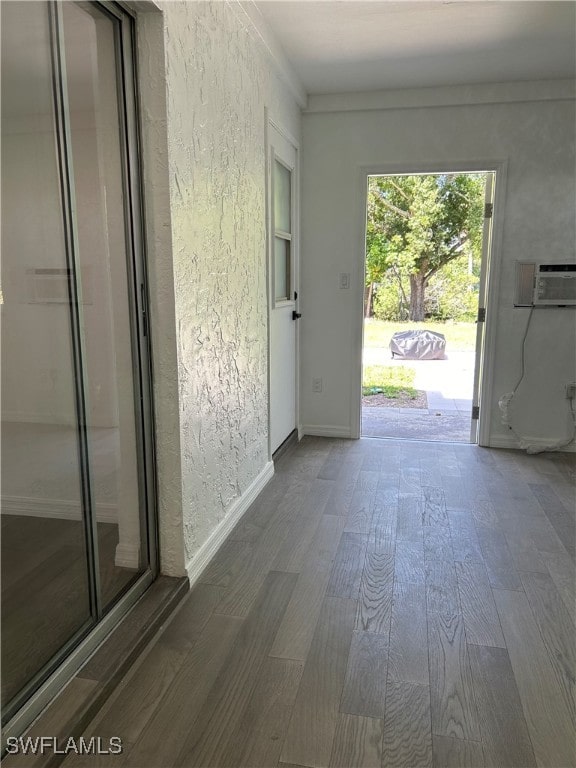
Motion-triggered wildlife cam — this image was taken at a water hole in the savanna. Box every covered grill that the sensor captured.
[390,329,446,360]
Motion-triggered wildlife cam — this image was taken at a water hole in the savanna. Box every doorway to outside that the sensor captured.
[361,170,495,443]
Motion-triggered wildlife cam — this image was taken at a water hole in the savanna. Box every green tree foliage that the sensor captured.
[373,257,479,322]
[365,173,485,321]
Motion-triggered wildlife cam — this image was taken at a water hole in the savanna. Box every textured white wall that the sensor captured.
[143,1,301,570]
[300,87,575,449]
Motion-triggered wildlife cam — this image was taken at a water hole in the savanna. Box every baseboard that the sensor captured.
[489,434,576,453]
[272,429,299,462]
[301,424,352,438]
[1,495,117,523]
[115,541,140,569]
[487,434,521,450]
[185,460,275,587]
[1,412,76,426]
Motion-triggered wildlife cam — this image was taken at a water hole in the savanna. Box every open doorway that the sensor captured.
[361,170,495,443]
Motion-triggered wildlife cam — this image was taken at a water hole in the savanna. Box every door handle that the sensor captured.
[292,311,302,321]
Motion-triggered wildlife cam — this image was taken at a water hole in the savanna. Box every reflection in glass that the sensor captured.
[274,237,290,301]
[274,160,291,233]
[1,1,91,711]
[1,0,150,720]
[62,1,147,610]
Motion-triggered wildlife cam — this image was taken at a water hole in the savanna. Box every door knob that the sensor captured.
[292,311,302,320]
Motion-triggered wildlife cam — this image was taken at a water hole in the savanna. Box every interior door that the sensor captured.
[268,123,299,454]
[470,171,496,443]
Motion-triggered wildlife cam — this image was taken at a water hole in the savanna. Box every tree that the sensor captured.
[365,173,485,321]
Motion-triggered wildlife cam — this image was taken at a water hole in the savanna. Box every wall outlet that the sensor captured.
[566,382,576,400]
[339,273,350,290]
[312,377,323,393]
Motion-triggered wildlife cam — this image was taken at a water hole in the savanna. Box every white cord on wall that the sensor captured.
[498,305,576,454]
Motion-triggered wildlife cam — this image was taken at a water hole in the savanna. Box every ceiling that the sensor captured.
[254,1,576,94]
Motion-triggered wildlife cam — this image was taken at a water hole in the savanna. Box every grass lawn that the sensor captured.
[363,364,418,399]
[363,320,476,352]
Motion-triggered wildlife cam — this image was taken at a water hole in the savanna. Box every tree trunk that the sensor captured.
[409,273,426,321]
[364,282,375,319]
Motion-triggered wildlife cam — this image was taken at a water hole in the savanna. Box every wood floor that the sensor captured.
[63,437,576,768]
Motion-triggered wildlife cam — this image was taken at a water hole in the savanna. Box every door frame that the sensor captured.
[265,113,301,459]
[469,172,495,444]
[352,159,508,445]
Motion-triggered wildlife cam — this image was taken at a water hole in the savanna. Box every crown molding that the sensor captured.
[305,79,576,114]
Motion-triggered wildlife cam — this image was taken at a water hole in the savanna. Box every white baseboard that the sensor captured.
[489,434,576,453]
[487,434,521,450]
[1,495,117,523]
[185,461,275,587]
[2,412,76,426]
[115,541,140,569]
[301,424,352,439]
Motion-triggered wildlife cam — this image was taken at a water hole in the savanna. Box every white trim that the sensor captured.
[488,434,524,450]
[477,162,508,447]
[353,159,508,446]
[2,412,76,426]
[489,434,576,453]
[115,542,140,569]
[1,495,117,524]
[471,171,496,445]
[301,424,352,439]
[268,118,300,152]
[305,79,575,114]
[265,108,272,460]
[350,165,369,440]
[231,1,307,108]
[185,461,275,587]
[117,0,162,15]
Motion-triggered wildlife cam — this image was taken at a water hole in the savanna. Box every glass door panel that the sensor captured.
[273,159,293,304]
[61,1,148,609]
[1,0,92,712]
[1,0,154,725]
[274,159,291,233]
[274,237,291,301]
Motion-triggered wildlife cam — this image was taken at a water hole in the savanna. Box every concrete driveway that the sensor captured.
[362,346,475,441]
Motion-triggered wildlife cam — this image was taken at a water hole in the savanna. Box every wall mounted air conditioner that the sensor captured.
[514,262,576,306]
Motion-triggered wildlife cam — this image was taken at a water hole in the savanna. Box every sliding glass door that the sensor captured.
[1,0,155,724]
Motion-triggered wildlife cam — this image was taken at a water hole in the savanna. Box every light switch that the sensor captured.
[339,273,350,289]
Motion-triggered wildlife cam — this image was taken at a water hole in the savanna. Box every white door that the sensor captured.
[470,171,496,443]
[268,123,299,454]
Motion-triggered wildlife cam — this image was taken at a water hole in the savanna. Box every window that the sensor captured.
[273,158,293,302]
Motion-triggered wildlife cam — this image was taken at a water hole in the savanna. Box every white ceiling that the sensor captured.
[254,1,576,94]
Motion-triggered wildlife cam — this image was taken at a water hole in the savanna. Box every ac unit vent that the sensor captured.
[534,262,576,306]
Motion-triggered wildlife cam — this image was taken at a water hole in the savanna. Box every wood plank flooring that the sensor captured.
[63,438,576,768]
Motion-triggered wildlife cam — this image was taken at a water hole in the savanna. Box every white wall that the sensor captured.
[137,0,302,575]
[300,82,576,449]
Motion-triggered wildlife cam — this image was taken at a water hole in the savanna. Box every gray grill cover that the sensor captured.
[390,330,446,360]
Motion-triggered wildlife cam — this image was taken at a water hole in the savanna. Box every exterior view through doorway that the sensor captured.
[361,170,496,443]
